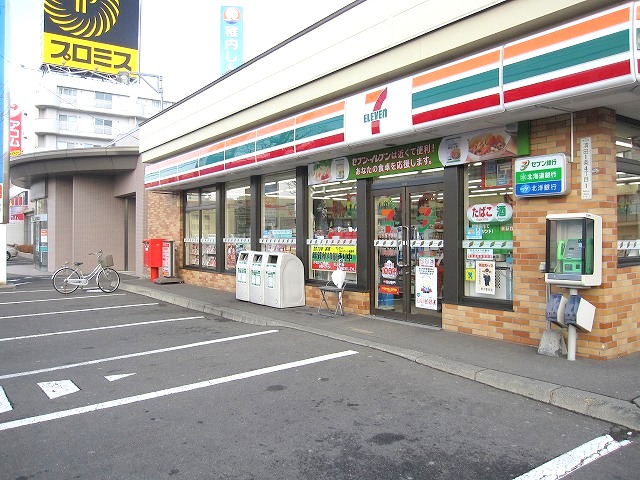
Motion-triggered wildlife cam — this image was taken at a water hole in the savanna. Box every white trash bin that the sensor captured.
[249,252,267,305]
[264,252,305,308]
[235,251,253,301]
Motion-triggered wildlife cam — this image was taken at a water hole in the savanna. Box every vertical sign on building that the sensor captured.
[9,104,22,158]
[580,137,592,200]
[220,6,243,76]
[43,0,140,74]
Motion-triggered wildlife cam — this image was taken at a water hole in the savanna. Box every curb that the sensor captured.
[119,282,640,431]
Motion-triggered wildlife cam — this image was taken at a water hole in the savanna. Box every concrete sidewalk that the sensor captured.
[6,258,640,430]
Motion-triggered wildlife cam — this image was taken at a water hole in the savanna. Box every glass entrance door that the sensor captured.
[373,184,444,326]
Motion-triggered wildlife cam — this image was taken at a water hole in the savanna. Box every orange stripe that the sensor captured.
[257,118,295,137]
[296,101,345,124]
[637,4,640,21]
[412,49,500,88]
[365,89,384,104]
[504,7,630,59]
[225,130,256,147]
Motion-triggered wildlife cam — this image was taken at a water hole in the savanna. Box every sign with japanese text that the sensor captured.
[308,125,524,184]
[514,153,568,198]
[220,6,243,75]
[311,245,357,272]
[43,0,140,74]
[475,260,495,295]
[9,104,22,157]
[415,257,438,310]
[467,203,512,223]
[580,137,592,200]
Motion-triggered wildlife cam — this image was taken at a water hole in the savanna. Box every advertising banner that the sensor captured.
[308,126,520,184]
[9,104,22,157]
[311,245,356,272]
[220,6,243,75]
[43,0,140,74]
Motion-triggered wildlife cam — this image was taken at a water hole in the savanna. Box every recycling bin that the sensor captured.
[235,250,253,301]
[264,252,305,308]
[249,252,267,305]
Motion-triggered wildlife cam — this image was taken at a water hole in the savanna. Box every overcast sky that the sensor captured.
[8,0,354,104]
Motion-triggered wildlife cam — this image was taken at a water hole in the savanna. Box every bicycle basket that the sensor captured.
[101,254,114,267]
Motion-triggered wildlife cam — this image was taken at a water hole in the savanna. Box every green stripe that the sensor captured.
[504,30,629,84]
[256,130,295,152]
[177,159,198,173]
[144,171,159,182]
[225,142,256,160]
[198,152,224,167]
[159,167,176,178]
[295,116,344,141]
[412,69,499,109]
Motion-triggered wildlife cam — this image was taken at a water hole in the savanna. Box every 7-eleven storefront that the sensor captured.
[142,2,640,359]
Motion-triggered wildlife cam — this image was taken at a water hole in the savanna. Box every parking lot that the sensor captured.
[0,277,636,479]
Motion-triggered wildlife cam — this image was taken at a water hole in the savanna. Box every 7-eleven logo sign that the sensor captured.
[363,87,388,135]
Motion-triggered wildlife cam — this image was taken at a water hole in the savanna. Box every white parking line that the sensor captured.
[0,350,358,431]
[514,434,631,479]
[0,387,11,413]
[0,316,205,342]
[0,289,54,295]
[0,293,126,305]
[0,302,159,320]
[0,330,280,380]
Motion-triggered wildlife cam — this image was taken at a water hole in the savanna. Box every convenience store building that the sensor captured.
[141,0,640,359]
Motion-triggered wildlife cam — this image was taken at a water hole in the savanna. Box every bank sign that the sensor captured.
[514,154,569,198]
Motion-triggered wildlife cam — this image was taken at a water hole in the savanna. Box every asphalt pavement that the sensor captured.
[5,254,640,431]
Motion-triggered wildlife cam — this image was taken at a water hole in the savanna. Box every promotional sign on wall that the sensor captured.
[43,0,140,74]
[476,260,495,295]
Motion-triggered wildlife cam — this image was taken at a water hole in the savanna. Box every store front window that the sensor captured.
[616,117,640,264]
[308,179,358,282]
[261,171,296,254]
[184,187,217,268]
[462,161,514,301]
[224,182,251,271]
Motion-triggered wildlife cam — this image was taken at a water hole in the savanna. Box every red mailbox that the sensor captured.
[143,238,164,282]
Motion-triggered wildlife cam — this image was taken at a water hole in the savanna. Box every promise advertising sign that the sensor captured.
[43,0,139,74]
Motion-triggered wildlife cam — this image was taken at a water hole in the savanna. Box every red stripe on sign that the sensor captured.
[296,133,345,152]
[504,61,632,103]
[159,176,178,185]
[199,164,224,176]
[144,182,160,189]
[178,172,199,182]
[412,94,500,125]
[225,157,256,170]
[256,146,295,162]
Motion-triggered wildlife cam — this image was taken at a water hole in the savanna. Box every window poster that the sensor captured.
[415,257,438,310]
[475,260,495,295]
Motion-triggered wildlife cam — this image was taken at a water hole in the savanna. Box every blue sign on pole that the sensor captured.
[220,6,243,76]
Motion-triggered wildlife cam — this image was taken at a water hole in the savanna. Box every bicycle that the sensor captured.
[52,250,121,294]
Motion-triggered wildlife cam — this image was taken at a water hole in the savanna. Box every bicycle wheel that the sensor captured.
[97,267,120,293]
[52,267,80,294]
